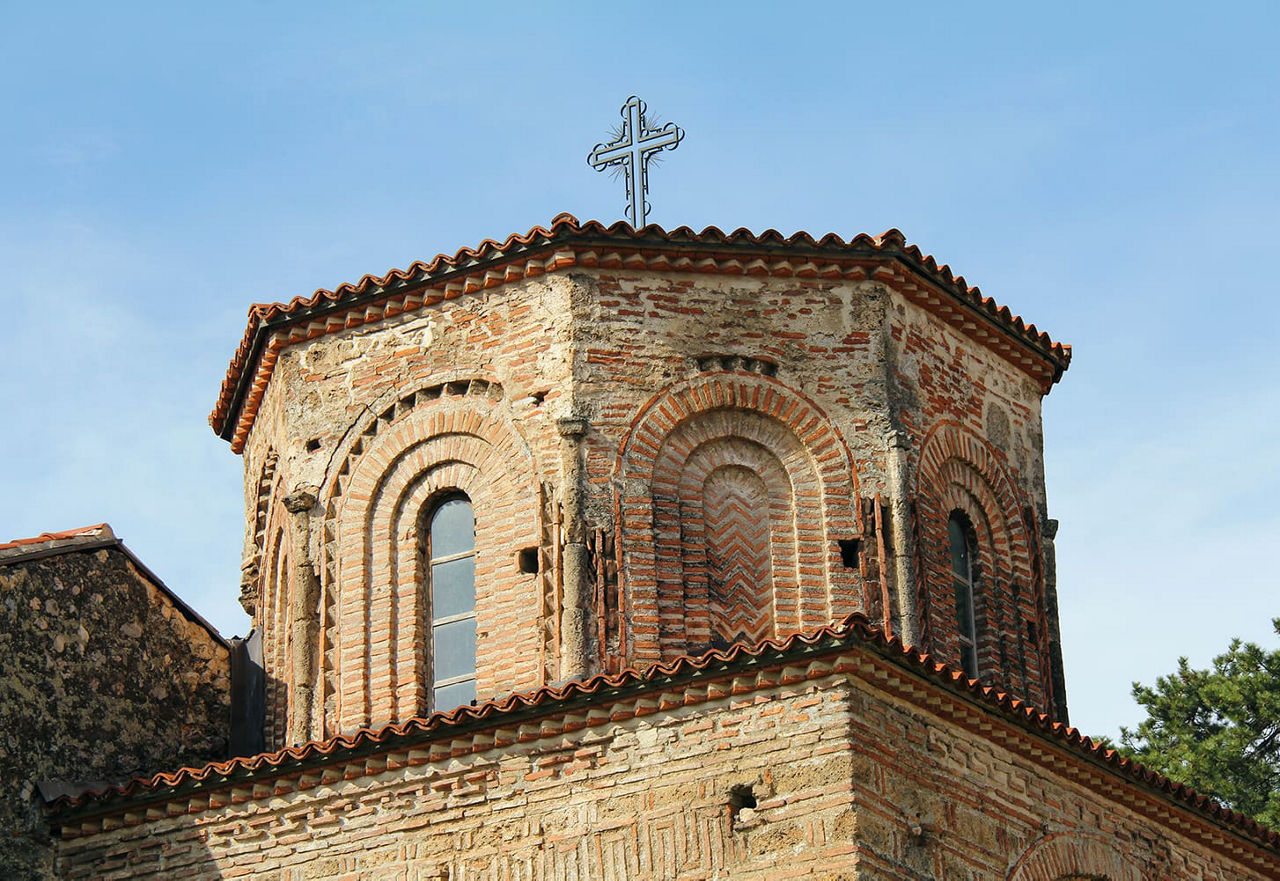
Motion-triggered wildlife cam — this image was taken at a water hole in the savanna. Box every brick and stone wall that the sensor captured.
[234,262,1066,742]
[0,532,230,879]
[49,635,1279,879]
[240,276,579,744]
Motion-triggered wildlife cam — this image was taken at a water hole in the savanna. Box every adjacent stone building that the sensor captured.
[0,525,230,878]
[30,215,1280,877]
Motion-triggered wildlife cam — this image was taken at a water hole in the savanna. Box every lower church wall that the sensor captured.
[52,658,1277,879]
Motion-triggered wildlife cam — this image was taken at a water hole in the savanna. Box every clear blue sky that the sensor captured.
[2,3,1277,740]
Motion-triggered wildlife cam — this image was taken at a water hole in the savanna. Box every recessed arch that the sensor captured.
[1007,832,1143,881]
[616,373,861,664]
[917,419,1049,707]
[323,392,541,733]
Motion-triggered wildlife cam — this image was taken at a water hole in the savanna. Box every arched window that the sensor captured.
[948,511,979,678]
[425,495,476,711]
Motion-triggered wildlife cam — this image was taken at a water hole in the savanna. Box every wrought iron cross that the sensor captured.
[587,96,684,228]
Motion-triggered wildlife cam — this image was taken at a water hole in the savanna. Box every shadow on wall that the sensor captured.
[229,631,266,761]
[46,633,268,879]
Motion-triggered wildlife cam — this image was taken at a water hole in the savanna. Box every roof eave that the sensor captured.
[210,220,1072,445]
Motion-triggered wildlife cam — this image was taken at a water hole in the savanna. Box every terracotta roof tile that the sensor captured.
[0,524,113,561]
[0,524,111,551]
[210,214,1072,452]
[46,613,1279,858]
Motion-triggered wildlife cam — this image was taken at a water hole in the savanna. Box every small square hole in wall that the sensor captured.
[838,539,860,569]
[517,547,539,574]
[305,438,322,453]
[728,783,758,827]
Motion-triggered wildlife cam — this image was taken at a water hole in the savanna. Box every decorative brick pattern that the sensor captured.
[616,373,861,663]
[55,677,857,880]
[50,629,1279,879]
[1007,833,1143,881]
[262,520,291,752]
[704,465,775,647]
[239,449,277,616]
[915,419,1051,709]
[325,384,543,733]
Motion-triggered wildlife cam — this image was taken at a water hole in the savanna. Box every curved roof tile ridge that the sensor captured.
[0,523,111,552]
[43,611,1280,855]
[210,214,1071,441]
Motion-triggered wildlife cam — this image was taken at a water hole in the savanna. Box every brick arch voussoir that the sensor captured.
[337,435,490,728]
[618,374,862,663]
[680,437,794,497]
[382,459,484,720]
[917,420,1031,576]
[938,481,1007,572]
[324,389,537,731]
[1007,832,1143,881]
[918,423,1022,624]
[621,374,859,498]
[319,375,506,495]
[349,434,491,550]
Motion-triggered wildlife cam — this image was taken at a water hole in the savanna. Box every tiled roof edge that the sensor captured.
[209,214,1072,445]
[0,524,113,560]
[45,613,1279,857]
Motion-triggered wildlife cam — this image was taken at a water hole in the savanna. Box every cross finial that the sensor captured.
[587,96,684,228]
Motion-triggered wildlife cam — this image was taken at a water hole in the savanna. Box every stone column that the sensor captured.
[284,487,320,744]
[886,431,920,649]
[557,417,592,682]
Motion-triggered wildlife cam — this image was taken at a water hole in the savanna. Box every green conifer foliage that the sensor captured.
[1119,619,1280,830]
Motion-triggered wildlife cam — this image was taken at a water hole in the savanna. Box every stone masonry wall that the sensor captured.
[55,677,861,879]
[0,545,230,879]
[52,652,1277,879]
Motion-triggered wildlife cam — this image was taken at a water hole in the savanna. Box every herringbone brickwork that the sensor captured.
[617,373,861,663]
[704,465,774,646]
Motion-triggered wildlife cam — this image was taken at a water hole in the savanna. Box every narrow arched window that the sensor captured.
[948,511,979,679]
[426,495,476,710]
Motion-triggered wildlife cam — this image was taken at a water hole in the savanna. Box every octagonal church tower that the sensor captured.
[212,214,1071,750]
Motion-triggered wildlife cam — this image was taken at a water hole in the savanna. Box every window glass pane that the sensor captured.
[954,579,973,629]
[433,678,476,712]
[431,557,475,620]
[432,617,477,682]
[430,498,474,560]
[948,516,969,577]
